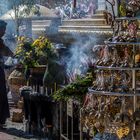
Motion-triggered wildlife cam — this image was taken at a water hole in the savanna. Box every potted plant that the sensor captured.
[14,36,54,79]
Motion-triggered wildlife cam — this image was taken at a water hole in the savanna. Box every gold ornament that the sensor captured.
[116,126,130,139]
[135,54,140,63]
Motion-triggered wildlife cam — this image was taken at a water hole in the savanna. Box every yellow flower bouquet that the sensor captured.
[15,36,54,79]
[15,36,54,68]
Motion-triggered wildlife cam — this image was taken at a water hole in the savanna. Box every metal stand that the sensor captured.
[132,44,137,140]
[60,99,80,140]
[79,42,140,139]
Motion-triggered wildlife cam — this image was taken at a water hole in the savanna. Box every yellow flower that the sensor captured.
[15,50,21,54]
[39,36,42,39]
[17,36,21,41]
[19,44,24,47]
[21,36,26,41]
[25,52,30,55]
[32,39,40,46]
[17,36,26,42]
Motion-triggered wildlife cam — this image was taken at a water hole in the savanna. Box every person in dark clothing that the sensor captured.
[0,20,13,128]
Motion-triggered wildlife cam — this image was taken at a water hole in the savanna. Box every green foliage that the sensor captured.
[53,73,93,102]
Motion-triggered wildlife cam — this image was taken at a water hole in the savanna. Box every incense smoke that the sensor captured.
[65,35,97,82]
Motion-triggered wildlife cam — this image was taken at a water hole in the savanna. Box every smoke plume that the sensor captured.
[65,35,97,82]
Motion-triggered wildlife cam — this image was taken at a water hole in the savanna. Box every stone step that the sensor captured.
[32,28,46,31]
[59,25,112,33]
[32,20,52,26]
[91,14,105,19]
[59,26,111,33]
[59,25,111,30]
[32,20,52,34]
[62,18,107,26]
[32,25,49,28]
[96,10,106,14]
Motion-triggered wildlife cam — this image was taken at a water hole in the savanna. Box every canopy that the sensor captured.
[0,4,58,20]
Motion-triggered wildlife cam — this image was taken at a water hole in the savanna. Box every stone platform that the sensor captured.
[58,13,112,35]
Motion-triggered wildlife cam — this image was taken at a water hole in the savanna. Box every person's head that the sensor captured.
[0,20,7,38]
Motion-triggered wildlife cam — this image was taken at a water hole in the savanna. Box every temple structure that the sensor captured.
[58,0,115,44]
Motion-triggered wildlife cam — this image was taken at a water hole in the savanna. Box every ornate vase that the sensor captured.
[8,68,26,103]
